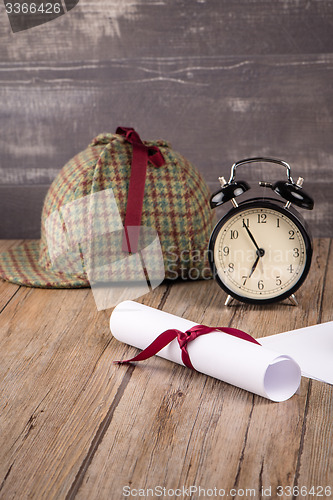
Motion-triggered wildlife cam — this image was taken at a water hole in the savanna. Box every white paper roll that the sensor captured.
[110,301,301,402]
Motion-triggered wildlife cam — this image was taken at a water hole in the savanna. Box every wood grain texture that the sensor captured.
[1,1,333,238]
[295,239,333,492]
[0,248,170,499]
[2,0,333,61]
[1,240,330,498]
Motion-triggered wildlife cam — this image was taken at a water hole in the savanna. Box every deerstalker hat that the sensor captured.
[0,128,215,288]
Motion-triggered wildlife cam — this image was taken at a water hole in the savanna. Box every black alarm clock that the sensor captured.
[208,157,314,306]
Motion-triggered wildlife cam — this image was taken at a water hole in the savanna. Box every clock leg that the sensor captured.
[225,295,234,306]
[288,294,299,306]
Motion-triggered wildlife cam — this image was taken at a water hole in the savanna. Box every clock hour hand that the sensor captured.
[249,253,260,278]
[248,247,265,278]
[243,225,265,278]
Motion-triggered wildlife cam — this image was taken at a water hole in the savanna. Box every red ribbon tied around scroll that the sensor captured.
[115,324,261,370]
[116,127,165,254]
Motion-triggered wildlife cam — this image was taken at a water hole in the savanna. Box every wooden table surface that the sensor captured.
[0,239,332,500]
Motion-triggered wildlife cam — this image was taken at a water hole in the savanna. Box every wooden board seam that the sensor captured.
[65,283,172,498]
[232,394,255,490]
[292,380,313,492]
[65,365,135,500]
[0,285,21,315]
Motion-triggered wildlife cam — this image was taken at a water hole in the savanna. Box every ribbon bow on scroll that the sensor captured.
[115,324,261,370]
[116,127,165,254]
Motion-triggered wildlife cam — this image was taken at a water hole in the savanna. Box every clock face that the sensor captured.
[208,201,312,304]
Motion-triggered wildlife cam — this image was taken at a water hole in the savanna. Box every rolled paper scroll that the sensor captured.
[110,301,301,402]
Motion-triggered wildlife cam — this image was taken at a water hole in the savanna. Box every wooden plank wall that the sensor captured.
[1,0,333,238]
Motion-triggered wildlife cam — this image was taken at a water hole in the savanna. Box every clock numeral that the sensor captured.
[289,230,295,240]
[287,264,294,273]
[242,275,247,286]
[228,263,235,273]
[257,213,267,224]
[258,280,264,290]
[230,230,239,240]
[276,276,282,286]
[276,218,280,228]
[293,248,300,258]
[242,218,250,228]
[222,246,229,256]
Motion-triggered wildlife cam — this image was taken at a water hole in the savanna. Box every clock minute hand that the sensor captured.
[243,224,261,252]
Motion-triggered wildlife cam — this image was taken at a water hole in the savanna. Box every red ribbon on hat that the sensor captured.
[115,324,261,370]
[116,127,165,253]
